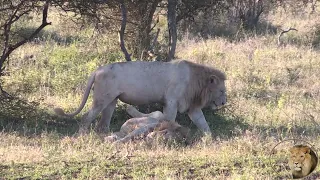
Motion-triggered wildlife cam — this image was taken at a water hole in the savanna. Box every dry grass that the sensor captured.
[1,5,320,180]
[0,131,319,179]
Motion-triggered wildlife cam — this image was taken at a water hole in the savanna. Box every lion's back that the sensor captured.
[99,60,190,105]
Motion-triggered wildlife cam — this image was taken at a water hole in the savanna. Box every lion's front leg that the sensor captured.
[163,82,187,121]
[163,100,178,121]
[188,108,211,134]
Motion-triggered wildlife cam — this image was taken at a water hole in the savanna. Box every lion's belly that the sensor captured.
[116,73,169,105]
[118,91,164,105]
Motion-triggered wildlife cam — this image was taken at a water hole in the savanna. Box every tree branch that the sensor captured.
[148,16,159,34]
[0,84,10,97]
[277,27,298,46]
[118,0,131,62]
[0,0,52,76]
[1,1,25,58]
[143,28,160,60]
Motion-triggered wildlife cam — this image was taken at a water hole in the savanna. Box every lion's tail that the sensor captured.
[54,72,95,117]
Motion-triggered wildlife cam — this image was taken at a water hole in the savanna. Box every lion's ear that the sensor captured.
[208,75,220,91]
[209,75,220,85]
[303,146,311,154]
[289,147,295,154]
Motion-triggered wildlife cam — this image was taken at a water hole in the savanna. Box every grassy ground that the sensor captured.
[1,5,320,179]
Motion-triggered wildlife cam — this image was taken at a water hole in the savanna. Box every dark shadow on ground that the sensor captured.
[1,95,319,141]
[117,104,251,141]
[0,94,79,136]
[0,94,135,136]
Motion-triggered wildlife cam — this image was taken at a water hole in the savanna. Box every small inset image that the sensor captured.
[270,139,318,179]
[288,145,318,179]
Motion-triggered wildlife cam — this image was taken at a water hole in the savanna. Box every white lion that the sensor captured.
[54,60,227,135]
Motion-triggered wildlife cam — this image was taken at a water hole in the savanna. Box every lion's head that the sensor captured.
[147,121,190,142]
[205,74,227,110]
[185,61,227,110]
[289,145,316,178]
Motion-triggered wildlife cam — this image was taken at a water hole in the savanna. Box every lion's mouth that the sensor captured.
[294,167,302,171]
[211,103,218,110]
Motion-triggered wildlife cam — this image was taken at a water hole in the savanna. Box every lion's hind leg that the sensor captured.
[126,105,146,117]
[126,105,164,120]
[115,121,158,143]
[79,105,104,134]
[79,90,119,134]
[95,99,117,133]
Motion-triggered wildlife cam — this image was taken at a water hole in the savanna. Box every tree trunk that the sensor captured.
[130,1,160,59]
[167,0,177,61]
[119,0,131,61]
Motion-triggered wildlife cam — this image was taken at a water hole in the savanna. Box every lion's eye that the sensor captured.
[300,155,304,158]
